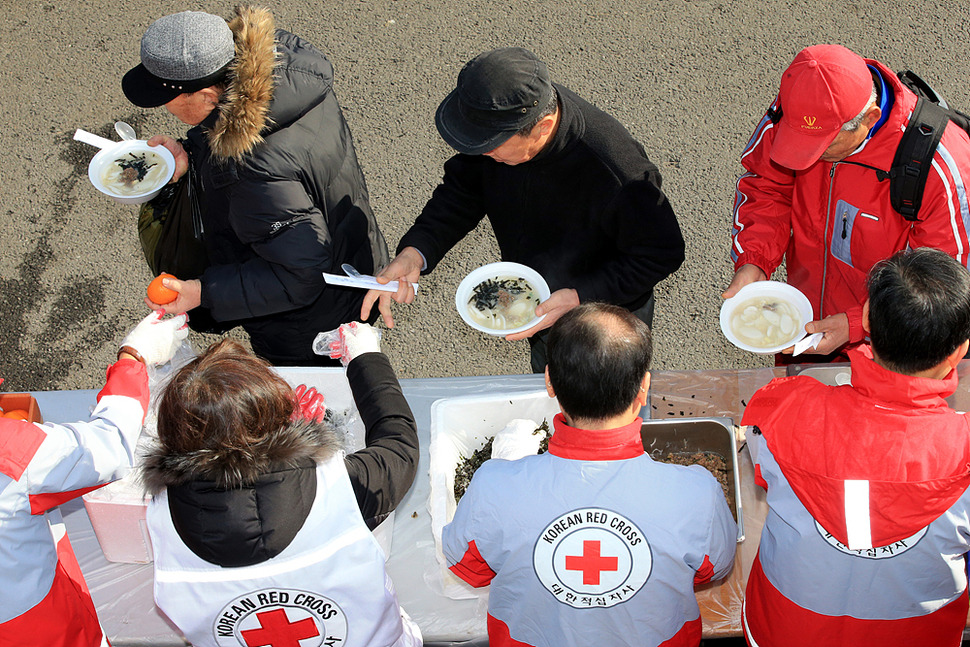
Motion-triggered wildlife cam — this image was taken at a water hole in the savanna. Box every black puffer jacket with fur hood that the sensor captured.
[186,6,388,365]
[141,353,417,567]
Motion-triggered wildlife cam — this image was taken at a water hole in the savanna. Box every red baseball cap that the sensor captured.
[770,45,873,170]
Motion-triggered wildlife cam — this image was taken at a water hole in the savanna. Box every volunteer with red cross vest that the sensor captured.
[724,44,970,361]
[442,303,736,647]
[0,311,188,646]
[141,323,421,647]
[742,247,970,646]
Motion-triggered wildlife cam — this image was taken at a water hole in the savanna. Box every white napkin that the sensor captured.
[793,332,824,356]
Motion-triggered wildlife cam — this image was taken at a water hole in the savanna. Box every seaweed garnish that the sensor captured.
[469,277,532,312]
[114,152,157,187]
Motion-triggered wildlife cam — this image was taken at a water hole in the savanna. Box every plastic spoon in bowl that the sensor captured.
[115,121,137,141]
[73,129,117,149]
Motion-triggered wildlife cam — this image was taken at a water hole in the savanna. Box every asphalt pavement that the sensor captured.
[2,0,969,391]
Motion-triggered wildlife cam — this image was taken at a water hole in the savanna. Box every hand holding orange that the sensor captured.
[147,273,179,305]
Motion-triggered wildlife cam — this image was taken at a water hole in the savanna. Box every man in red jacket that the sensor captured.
[742,247,970,646]
[724,44,970,361]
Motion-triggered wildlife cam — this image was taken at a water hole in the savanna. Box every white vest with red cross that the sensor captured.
[148,454,421,647]
[442,415,738,647]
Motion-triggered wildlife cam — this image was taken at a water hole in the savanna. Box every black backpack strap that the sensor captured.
[889,97,949,221]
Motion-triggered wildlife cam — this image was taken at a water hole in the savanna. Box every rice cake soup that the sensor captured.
[467,276,540,330]
[100,150,169,196]
[730,295,801,348]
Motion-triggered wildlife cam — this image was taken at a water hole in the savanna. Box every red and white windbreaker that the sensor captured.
[148,454,422,647]
[0,359,149,647]
[442,414,737,647]
[732,59,970,344]
[742,346,970,647]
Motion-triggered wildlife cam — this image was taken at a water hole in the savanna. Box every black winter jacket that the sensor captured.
[185,7,388,364]
[399,85,684,311]
[140,353,418,568]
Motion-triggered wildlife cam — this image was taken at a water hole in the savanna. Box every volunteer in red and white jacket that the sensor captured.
[443,303,736,647]
[0,311,188,647]
[742,248,970,647]
[725,44,970,359]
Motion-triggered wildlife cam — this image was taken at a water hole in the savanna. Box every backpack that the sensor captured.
[889,71,970,221]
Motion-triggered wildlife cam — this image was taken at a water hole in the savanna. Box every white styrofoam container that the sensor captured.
[84,367,398,564]
[428,390,561,600]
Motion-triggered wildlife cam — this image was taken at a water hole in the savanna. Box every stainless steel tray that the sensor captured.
[641,417,744,542]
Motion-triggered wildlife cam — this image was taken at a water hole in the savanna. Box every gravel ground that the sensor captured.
[2,0,970,391]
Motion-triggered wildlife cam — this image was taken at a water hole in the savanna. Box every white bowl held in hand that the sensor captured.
[456,262,551,336]
[720,281,814,354]
[85,139,176,205]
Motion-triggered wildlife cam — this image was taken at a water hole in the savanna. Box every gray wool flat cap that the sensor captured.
[142,11,234,81]
[122,11,235,108]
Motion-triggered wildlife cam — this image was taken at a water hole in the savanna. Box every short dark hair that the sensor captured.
[866,247,970,374]
[156,339,295,455]
[546,303,652,421]
[516,86,559,137]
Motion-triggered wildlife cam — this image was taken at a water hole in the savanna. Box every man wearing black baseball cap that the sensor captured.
[122,7,388,366]
[362,47,685,372]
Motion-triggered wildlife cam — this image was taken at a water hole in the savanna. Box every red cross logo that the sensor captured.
[565,540,618,585]
[241,608,320,647]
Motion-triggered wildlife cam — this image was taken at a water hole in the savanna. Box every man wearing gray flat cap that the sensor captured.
[123,6,388,366]
[362,47,685,372]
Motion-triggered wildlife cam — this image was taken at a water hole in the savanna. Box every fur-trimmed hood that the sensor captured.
[141,419,344,567]
[207,5,334,160]
[141,419,342,494]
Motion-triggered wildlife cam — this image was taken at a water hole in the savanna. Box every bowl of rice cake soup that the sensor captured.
[87,140,176,205]
[456,262,551,336]
[720,280,814,354]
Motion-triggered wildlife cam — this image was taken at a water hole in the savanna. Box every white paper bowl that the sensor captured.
[720,281,814,353]
[87,141,176,205]
[455,262,551,336]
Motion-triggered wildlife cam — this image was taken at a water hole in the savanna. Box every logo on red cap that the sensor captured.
[801,116,822,130]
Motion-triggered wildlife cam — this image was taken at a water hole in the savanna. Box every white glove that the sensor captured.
[120,311,189,366]
[492,419,543,460]
[325,322,381,366]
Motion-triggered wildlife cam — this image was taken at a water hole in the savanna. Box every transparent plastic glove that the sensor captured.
[312,322,381,367]
[120,310,189,366]
[293,384,326,423]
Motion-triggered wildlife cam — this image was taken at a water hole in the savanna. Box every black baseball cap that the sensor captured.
[435,47,553,155]
[122,11,235,108]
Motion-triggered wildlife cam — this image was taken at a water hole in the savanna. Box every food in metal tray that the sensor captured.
[656,451,734,513]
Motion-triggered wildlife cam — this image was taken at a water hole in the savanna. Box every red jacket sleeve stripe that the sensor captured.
[448,539,496,588]
[0,419,46,481]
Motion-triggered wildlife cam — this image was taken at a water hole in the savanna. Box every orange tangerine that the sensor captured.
[3,409,29,420]
[147,273,179,305]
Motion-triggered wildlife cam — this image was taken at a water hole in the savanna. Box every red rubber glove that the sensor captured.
[293,384,326,423]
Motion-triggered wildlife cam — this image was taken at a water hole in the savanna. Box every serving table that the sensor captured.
[42,362,970,645]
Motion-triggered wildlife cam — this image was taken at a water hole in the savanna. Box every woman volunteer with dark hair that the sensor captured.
[141,323,421,647]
